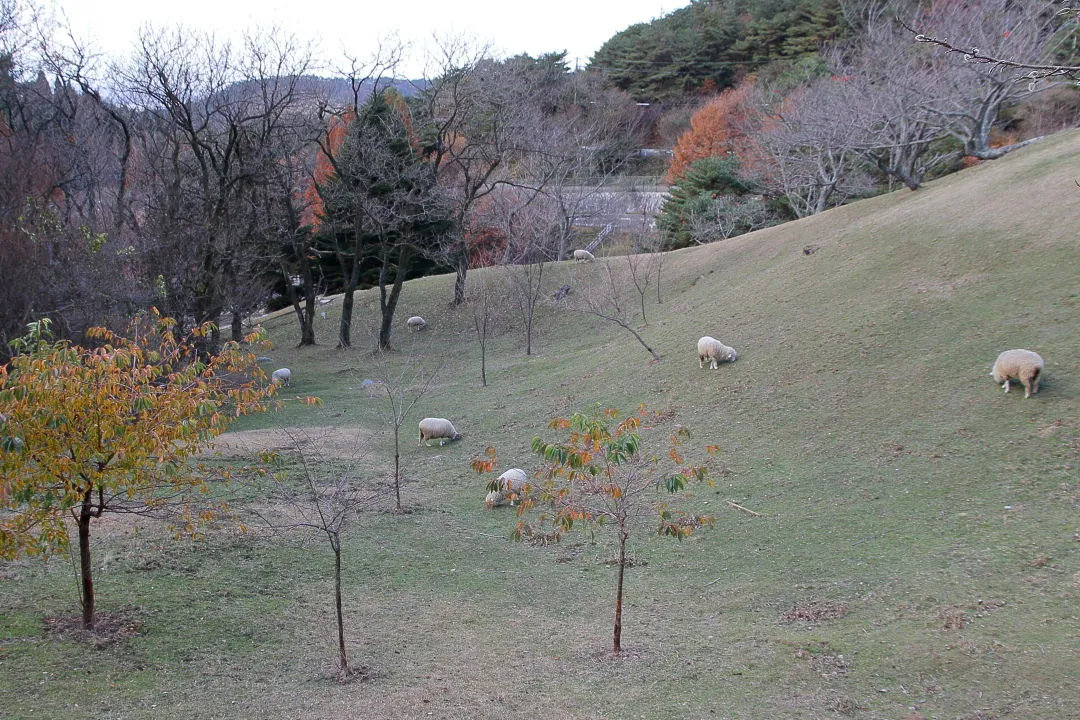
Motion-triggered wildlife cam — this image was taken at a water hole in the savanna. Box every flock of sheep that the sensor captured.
[267,252,1047,509]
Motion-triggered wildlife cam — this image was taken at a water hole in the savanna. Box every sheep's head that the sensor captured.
[484,490,503,509]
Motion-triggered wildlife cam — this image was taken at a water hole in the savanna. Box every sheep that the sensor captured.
[271,367,292,386]
[407,316,427,332]
[418,417,462,446]
[484,468,529,508]
[572,249,595,262]
[697,336,737,369]
[991,349,1044,398]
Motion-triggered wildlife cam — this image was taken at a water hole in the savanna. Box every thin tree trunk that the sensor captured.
[613,531,627,654]
[333,537,350,678]
[77,490,96,629]
[393,425,402,511]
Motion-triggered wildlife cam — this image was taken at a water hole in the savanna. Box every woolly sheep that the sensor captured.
[418,417,462,446]
[271,367,292,386]
[484,468,529,509]
[991,349,1044,398]
[572,249,595,262]
[697,336,737,369]
[407,316,427,332]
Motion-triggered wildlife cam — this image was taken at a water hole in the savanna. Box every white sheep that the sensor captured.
[484,468,529,508]
[697,336,737,369]
[407,316,427,332]
[991,349,1044,398]
[572,249,595,262]
[418,417,462,446]
[271,368,292,386]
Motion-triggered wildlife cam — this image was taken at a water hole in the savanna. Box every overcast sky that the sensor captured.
[51,0,681,77]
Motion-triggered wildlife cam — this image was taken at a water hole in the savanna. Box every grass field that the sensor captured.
[2,130,1079,720]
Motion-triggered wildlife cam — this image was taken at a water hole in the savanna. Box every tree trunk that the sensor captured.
[613,531,627,654]
[339,287,355,348]
[77,490,96,630]
[283,259,316,347]
[332,536,350,678]
[393,424,402,512]
[453,249,468,306]
[231,311,243,342]
[379,244,412,350]
[480,340,487,387]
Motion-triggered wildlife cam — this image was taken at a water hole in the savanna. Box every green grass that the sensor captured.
[3,130,1079,719]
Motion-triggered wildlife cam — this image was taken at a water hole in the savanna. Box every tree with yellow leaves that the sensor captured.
[0,312,276,629]
[474,406,718,654]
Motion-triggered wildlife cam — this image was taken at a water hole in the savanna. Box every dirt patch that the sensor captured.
[44,607,143,648]
[780,598,850,625]
[209,426,377,459]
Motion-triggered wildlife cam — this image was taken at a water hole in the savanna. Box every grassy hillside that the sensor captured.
[3,130,1079,720]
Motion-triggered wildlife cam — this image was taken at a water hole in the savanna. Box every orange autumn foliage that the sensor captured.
[666,81,755,183]
[302,110,354,229]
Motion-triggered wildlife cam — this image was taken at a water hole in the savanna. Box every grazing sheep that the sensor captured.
[991,349,1044,398]
[271,368,292,386]
[485,468,529,508]
[572,249,595,262]
[697,336,737,369]
[418,417,462,446]
[407,316,427,332]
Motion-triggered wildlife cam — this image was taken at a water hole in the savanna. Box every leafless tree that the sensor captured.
[468,270,507,386]
[249,429,389,682]
[117,27,316,345]
[370,347,440,512]
[744,78,875,216]
[900,0,1078,158]
[0,9,135,352]
[515,72,647,260]
[489,189,560,356]
[570,261,661,362]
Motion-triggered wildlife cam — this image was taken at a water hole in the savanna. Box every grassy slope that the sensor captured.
[2,131,1078,720]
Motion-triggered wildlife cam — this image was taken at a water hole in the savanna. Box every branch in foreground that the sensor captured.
[900,17,1080,84]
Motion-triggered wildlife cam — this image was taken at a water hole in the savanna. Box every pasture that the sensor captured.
[2,131,1078,719]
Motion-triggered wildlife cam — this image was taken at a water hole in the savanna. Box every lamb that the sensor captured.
[484,468,529,508]
[418,417,463,446]
[697,336,737,369]
[407,316,427,332]
[991,349,1044,398]
[572,249,595,262]
[271,367,292,386]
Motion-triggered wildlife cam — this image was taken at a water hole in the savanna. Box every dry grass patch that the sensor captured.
[210,425,377,459]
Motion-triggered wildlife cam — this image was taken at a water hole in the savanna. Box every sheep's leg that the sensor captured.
[710,358,719,370]
[699,357,705,369]
[1022,378,1032,398]
[1001,379,1010,393]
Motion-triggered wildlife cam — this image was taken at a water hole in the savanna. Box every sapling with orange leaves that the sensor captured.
[472,405,718,654]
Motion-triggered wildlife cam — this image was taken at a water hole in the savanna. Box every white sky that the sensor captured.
[51,0,681,77]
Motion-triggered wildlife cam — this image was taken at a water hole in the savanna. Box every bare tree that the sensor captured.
[571,261,661,362]
[370,347,440,512]
[468,270,506,386]
[744,78,875,217]
[900,0,1077,158]
[251,429,389,682]
[117,27,315,346]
